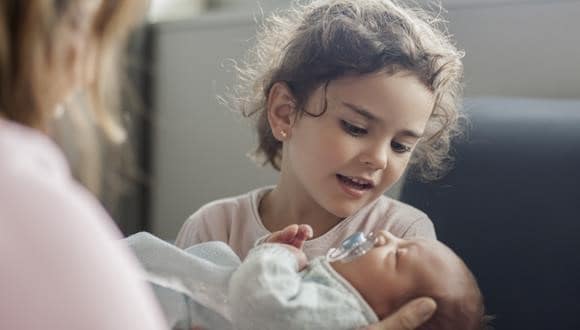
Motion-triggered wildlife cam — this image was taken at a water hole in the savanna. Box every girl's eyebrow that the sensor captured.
[401,129,424,139]
[342,101,378,121]
[342,101,424,138]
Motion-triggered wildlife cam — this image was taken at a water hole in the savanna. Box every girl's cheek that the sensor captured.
[329,137,358,161]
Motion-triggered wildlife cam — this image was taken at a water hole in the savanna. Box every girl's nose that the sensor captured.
[359,141,388,170]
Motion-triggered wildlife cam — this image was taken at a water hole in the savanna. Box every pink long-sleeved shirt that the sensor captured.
[0,118,167,330]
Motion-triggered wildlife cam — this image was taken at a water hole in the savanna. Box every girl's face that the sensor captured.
[284,71,434,218]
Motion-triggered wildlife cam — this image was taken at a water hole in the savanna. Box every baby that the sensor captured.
[239,225,486,329]
[127,228,486,330]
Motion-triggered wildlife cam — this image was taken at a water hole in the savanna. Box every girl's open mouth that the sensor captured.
[336,174,374,192]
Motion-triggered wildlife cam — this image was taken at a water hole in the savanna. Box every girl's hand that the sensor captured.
[362,298,437,330]
[267,224,313,249]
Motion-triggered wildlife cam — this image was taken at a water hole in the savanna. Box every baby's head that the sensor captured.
[332,231,485,330]
[232,0,464,181]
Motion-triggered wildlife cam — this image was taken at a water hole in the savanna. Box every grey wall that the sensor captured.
[448,0,580,99]
[149,0,580,240]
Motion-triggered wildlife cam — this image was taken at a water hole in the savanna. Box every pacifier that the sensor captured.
[326,231,377,263]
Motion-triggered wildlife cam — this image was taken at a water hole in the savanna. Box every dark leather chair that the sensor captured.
[401,98,580,330]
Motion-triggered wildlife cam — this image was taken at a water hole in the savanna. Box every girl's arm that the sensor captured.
[175,210,212,248]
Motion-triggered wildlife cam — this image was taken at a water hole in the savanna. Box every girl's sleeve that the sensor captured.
[401,216,437,239]
[175,204,226,249]
[0,173,168,330]
[175,210,207,248]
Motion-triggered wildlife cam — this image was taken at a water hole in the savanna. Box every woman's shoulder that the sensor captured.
[0,149,116,239]
[0,121,78,209]
[0,118,70,182]
[0,119,121,238]
[0,159,166,330]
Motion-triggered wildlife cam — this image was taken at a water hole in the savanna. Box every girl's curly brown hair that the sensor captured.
[230,0,465,181]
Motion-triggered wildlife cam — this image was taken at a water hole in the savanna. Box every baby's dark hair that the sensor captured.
[418,257,492,330]
[230,0,465,181]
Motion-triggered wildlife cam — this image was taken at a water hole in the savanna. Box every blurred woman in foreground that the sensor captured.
[0,1,166,329]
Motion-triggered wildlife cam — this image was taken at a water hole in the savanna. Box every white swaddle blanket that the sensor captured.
[125,232,239,329]
[126,232,378,330]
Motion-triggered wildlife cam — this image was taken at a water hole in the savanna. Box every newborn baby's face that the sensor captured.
[332,231,464,319]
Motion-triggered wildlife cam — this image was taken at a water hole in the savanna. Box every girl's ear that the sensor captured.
[267,82,297,141]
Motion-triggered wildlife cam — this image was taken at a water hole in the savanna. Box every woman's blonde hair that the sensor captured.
[0,0,147,192]
[232,0,465,181]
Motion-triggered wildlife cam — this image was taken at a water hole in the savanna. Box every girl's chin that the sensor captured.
[326,202,366,219]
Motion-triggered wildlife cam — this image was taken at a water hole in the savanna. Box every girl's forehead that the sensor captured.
[328,71,431,101]
[326,73,433,117]
[331,69,421,85]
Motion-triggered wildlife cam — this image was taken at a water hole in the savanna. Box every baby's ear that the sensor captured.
[267,82,297,141]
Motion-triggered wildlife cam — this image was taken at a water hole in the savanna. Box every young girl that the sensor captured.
[176,0,464,261]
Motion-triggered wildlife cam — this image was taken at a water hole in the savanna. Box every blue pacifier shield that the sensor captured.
[326,231,376,263]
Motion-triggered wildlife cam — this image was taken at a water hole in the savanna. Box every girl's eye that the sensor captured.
[340,120,367,137]
[391,141,412,153]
